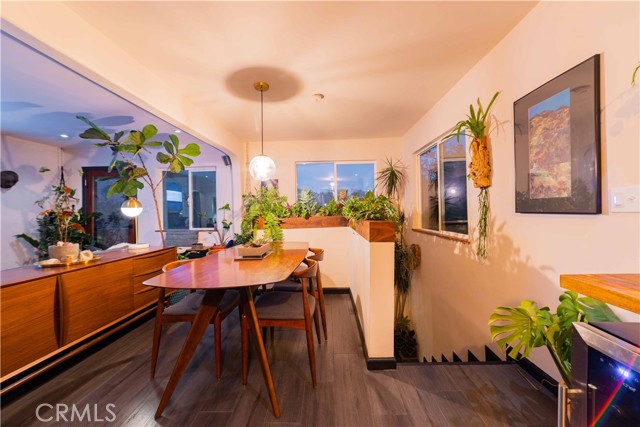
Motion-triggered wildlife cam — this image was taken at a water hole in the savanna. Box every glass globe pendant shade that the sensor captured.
[121,197,143,217]
[249,155,276,181]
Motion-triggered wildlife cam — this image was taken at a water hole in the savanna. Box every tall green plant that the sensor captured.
[376,158,406,206]
[489,291,619,385]
[77,116,201,246]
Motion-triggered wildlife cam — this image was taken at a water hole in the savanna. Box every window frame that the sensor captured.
[414,133,471,242]
[161,166,218,231]
[295,160,376,203]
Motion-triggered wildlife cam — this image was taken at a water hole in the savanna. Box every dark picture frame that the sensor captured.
[514,54,601,214]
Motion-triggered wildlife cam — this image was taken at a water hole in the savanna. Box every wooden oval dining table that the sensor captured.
[144,241,309,419]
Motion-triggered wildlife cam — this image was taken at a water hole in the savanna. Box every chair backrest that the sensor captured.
[292,258,318,279]
[162,259,194,273]
[308,248,324,262]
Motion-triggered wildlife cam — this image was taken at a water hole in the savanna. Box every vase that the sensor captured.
[48,243,80,261]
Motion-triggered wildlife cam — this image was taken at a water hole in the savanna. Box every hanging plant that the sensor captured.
[444,91,499,259]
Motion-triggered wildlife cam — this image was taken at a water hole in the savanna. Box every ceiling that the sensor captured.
[1,1,537,146]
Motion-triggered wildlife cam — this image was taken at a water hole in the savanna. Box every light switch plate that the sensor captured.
[610,186,640,212]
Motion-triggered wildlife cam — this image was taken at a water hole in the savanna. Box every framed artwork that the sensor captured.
[514,54,601,214]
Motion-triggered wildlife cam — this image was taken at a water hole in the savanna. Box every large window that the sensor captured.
[296,162,375,206]
[418,135,468,235]
[163,168,217,230]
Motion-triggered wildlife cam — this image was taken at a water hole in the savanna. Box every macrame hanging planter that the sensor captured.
[445,92,499,259]
[469,136,492,189]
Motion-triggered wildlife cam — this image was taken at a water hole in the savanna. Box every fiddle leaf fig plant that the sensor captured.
[489,291,619,386]
[444,92,499,259]
[77,116,201,246]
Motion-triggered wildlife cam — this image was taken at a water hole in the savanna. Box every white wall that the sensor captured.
[403,1,640,377]
[247,137,402,199]
[1,135,61,269]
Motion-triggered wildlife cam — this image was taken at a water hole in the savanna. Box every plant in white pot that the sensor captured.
[38,172,86,261]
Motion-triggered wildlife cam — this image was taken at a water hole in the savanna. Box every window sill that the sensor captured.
[411,228,470,243]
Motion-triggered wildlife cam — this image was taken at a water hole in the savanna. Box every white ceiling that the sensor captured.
[2,1,536,145]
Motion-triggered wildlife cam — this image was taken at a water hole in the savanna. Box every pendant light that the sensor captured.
[249,81,276,181]
[121,196,143,217]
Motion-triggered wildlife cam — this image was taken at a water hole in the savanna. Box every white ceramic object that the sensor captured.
[48,242,79,261]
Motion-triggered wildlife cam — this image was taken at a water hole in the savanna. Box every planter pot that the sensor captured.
[237,242,271,257]
[48,243,80,261]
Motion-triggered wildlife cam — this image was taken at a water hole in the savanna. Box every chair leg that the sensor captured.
[150,321,163,379]
[150,289,166,379]
[317,268,328,340]
[241,313,248,385]
[304,313,317,388]
[214,314,222,380]
[313,307,322,345]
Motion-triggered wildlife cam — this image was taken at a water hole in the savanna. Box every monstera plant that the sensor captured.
[445,92,499,259]
[489,291,619,386]
[77,116,201,246]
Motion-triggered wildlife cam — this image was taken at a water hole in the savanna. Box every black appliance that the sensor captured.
[570,322,640,427]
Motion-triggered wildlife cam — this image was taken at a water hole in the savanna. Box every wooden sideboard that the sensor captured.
[0,246,176,393]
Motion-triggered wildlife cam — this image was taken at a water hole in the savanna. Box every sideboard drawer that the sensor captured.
[132,249,176,276]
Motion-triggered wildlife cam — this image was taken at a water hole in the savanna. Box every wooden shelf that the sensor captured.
[560,274,640,314]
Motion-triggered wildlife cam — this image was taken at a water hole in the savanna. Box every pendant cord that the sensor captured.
[260,89,264,155]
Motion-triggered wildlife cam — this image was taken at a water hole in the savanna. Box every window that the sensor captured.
[296,162,375,206]
[418,135,468,235]
[163,168,217,230]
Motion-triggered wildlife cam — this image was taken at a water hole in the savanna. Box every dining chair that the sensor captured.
[150,259,241,380]
[272,248,327,341]
[242,258,321,387]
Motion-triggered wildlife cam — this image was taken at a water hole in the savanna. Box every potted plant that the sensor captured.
[76,116,201,246]
[444,92,499,259]
[16,168,97,261]
[488,290,619,386]
[236,187,289,244]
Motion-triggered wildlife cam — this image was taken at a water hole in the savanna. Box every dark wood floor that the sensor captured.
[1,294,557,426]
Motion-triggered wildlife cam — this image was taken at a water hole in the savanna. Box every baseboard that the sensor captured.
[346,289,396,370]
[366,357,397,370]
[323,287,351,294]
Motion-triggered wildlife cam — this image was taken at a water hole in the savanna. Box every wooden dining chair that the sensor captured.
[242,259,321,387]
[150,259,241,380]
[272,248,327,341]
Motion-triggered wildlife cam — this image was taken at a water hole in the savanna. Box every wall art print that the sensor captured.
[514,54,601,214]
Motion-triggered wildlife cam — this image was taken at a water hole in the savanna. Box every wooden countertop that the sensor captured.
[560,274,640,314]
[0,246,172,288]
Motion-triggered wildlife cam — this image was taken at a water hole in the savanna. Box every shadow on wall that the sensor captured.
[406,214,558,363]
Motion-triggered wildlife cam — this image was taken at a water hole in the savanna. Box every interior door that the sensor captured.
[82,167,135,248]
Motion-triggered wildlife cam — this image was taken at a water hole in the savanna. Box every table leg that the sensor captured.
[154,290,223,419]
[243,287,281,418]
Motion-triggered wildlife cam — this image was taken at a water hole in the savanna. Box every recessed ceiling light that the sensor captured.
[312,93,325,102]
[174,129,182,133]
[59,134,69,138]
